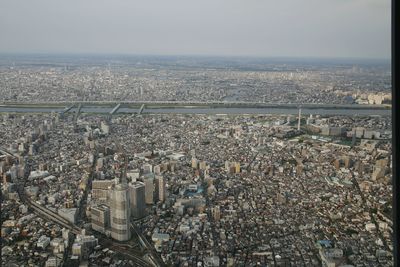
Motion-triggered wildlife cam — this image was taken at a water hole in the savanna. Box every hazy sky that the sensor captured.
[0,0,391,59]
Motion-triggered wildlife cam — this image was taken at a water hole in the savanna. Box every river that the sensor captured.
[0,106,391,116]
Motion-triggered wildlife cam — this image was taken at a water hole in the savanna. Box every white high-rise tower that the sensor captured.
[297,108,302,131]
[109,183,131,241]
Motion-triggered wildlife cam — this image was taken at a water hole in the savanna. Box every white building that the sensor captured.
[110,183,131,241]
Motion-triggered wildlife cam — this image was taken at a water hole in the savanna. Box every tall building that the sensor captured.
[297,108,302,131]
[92,179,117,200]
[234,162,241,173]
[72,234,98,260]
[199,161,207,170]
[91,205,110,234]
[129,182,146,219]
[155,175,166,203]
[225,161,230,173]
[211,206,221,221]
[143,163,153,174]
[100,121,110,135]
[153,165,161,175]
[144,176,155,204]
[191,158,198,169]
[109,183,131,241]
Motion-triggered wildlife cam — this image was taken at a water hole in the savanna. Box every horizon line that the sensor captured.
[0,51,391,62]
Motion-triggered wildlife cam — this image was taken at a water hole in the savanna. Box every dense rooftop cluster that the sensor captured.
[0,56,391,104]
[1,110,392,266]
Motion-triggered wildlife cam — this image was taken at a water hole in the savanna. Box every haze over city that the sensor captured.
[0,0,391,59]
[0,1,394,267]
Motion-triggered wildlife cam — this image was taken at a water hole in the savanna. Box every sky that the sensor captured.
[0,0,391,59]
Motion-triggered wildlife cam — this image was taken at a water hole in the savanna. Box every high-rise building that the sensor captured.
[211,206,221,221]
[153,165,161,175]
[143,163,153,174]
[92,179,117,200]
[91,205,110,234]
[129,182,146,219]
[191,158,198,169]
[199,161,207,170]
[234,162,241,173]
[109,183,131,241]
[71,234,98,260]
[155,175,166,203]
[225,161,230,173]
[100,121,110,135]
[144,176,155,204]
[297,108,302,131]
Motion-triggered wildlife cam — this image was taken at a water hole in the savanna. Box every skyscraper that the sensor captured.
[144,176,155,204]
[109,183,131,241]
[297,108,302,131]
[155,175,166,203]
[129,182,146,219]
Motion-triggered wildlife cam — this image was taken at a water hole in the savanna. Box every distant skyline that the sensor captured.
[0,0,391,59]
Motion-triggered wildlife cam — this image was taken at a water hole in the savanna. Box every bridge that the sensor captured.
[73,103,83,125]
[109,103,122,115]
[138,104,145,115]
[60,104,75,115]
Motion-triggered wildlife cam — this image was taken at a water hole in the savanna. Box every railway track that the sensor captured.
[27,200,82,234]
